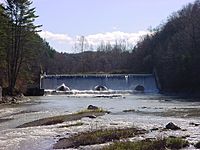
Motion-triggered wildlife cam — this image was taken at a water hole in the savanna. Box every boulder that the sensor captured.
[189,122,200,126]
[165,122,181,130]
[150,127,159,131]
[86,115,97,119]
[87,105,99,110]
[56,83,70,91]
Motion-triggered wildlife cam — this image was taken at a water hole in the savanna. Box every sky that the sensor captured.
[0,0,195,53]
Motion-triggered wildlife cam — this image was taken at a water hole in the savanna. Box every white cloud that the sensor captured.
[86,31,151,46]
[39,31,73,44]
[39,30,151,52]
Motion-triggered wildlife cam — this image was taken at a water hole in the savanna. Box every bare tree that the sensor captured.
[74,35,89,52]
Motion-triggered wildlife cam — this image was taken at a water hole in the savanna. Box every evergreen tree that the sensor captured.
[4,0,40,95]
[0,4,8,86]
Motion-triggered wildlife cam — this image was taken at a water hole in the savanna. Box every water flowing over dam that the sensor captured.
[40,74,159,93]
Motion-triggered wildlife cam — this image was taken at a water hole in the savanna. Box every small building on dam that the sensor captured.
[40,74,159,93]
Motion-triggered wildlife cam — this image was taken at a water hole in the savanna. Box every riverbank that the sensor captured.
[0,94,31,104]
[160,90,200,99]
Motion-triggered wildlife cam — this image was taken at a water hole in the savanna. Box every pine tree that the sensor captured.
[4,0,40,95]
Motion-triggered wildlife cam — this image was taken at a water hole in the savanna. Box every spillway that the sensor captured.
[40,74,159,93]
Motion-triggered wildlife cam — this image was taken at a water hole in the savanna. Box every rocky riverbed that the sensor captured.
[0,94,200,149]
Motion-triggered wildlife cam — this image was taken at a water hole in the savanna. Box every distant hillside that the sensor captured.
[132,0,200,93]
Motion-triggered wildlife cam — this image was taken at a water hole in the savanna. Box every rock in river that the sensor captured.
[86,115,97,119]
[165,122,181,130]
[87,105,99,110]
[56,83,70,91]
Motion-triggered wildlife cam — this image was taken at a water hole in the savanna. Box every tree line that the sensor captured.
[0,0,200,95]
[132,0,200,93]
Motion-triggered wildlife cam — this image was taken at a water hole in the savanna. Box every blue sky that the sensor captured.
[0,0,195,53]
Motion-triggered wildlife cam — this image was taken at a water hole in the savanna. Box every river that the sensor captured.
[0,94,200,150]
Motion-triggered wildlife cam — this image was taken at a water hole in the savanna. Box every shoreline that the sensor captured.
[160,91,200,99]
[0,94,31,104]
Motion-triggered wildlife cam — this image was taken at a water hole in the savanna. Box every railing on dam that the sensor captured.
[40,74,159,93]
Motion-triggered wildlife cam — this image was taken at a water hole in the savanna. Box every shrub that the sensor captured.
[103,139,166,150]
[166,137,189,149]
[104,137,189,150]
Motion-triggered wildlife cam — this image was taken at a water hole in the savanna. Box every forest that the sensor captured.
[0,0,200,94]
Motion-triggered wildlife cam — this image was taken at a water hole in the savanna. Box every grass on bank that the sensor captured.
[75,108,108,114]
[166,137,189,149]
[53,127,146,149]
[103,137,189,150]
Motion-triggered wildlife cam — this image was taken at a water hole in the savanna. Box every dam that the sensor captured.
[40,74,159,93]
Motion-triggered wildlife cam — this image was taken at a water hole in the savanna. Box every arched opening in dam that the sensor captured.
[94,85,108,91]
[40,74,159,93]
[134,85,145,92]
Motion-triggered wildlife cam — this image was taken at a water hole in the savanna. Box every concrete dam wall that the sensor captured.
[40,74,159,93]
